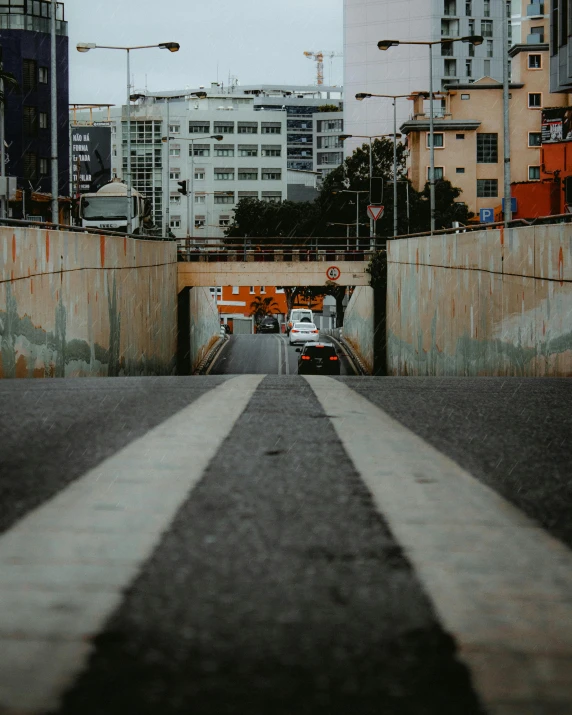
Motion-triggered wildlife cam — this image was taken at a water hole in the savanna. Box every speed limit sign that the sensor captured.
[326,265,341,281]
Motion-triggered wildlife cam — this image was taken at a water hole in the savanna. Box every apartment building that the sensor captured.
[549,0,572,92]
[401,1,561,217]
[344,0,506,152]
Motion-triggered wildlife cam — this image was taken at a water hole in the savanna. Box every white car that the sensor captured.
[289,321,319,345]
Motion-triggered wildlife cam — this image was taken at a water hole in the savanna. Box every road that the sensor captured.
[209,333,358,376]
[0,372,571,715]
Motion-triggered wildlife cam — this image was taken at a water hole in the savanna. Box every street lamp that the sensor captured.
[378,35,483,234]
[77,42,180,233]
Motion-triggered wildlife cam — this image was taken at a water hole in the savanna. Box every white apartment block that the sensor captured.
[313,112,345,177]
[103,94,288,241]
[344,0,506,154]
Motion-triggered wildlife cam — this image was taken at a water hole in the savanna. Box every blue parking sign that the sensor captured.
[480,208,495,223]
[502,197,517,214]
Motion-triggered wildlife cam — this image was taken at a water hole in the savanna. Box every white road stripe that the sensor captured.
[0,375,263,714]
[283,336,290,375]
[275,334,283,375]
[306,376,572,715]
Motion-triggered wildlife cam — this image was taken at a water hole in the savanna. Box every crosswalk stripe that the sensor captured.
[305,376,572,714]
[0,374,263,714]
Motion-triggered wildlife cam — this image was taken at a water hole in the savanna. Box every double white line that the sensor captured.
[274,334,290,376]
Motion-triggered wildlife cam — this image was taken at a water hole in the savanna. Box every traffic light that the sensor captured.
[177,180,187,196]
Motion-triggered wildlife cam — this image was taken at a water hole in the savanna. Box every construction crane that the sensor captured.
[303,50,342,86]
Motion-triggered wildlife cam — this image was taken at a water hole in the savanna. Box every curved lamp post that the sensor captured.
[377,35,483,234]
[77,42,180,232]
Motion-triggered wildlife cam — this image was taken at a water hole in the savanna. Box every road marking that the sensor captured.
[0,375,263,714]
[306,376,572,714]
[283,336,290,375]
[275,334,283,375]
[204,337,230,375]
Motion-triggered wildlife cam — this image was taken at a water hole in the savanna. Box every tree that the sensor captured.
[249,296,279,322]
[317,104,341,113]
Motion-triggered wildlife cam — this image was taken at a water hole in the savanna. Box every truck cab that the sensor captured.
[79,181,148,235]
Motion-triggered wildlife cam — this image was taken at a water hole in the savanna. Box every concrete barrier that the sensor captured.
[0,227,177,378]
[340,286,375,374]
[189,287,221,372]
[387,223,572,376]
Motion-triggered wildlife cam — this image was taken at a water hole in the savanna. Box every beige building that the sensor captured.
[400,0,567,217]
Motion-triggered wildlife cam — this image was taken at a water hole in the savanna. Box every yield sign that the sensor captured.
[367,204,384,221]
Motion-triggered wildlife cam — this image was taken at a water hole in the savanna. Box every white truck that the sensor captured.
[79,180,155,235]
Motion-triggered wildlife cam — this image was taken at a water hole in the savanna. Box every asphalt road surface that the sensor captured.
[0,373,571,715]
[209,333,357,376]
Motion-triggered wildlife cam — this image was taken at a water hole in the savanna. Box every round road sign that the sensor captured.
[326,265,341,281]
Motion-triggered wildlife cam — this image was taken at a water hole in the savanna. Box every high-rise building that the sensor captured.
[549,0,572,93]
[0,0,69,212]
[344,0,506,151]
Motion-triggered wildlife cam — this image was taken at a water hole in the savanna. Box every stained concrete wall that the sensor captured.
[387,224,572,376]
[0,227,177,378]
[189,287,221,372]
[341,285,375,374]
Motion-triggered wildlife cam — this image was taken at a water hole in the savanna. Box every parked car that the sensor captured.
[297,342,340,375]
[286,308,313,335]
[256,316,280,334]
[289,321,319,345]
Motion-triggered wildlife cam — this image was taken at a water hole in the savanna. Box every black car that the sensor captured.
[257,316,280,334]
[297,342,340,375]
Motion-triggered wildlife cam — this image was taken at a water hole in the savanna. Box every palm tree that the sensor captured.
[249,296,279,323]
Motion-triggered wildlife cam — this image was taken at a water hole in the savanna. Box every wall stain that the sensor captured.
[107,272,121,377]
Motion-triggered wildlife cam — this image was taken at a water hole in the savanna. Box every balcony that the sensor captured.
[527,32,545,44]
[527,2,544,17]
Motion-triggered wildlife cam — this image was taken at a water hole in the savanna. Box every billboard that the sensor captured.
[70,125,112,194]
[541,107,572,144]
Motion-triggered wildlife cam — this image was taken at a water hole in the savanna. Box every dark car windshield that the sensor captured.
[303,346,336,358]
[261,317,277,323]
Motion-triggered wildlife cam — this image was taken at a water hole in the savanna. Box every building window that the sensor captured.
[461,93,470,100]
[195,218,205,228]
[169,124,180,134]
[23,106,38,136]
[214,123,234,134]
[528,166,541,180]
[39,158,49,176]
[465,0,471,13]
[39,111,48,129]
[483,0,490,17]
[214,192,235,204]
[481,20,493,37]
[261,124,281,134]
[484,59,491,76]
[238,145,258,156]
[426,132,444,148]
[528,54,541,69]
[468,18,475,35]
[261,192,282,203]
[250,286,255,294]
[23,59,37,92]
[466,59,472,77]
[189,122,210,133]
[215,146,235,157]
[260,286,266,294]
[191,145,210,157]
[262,170,282,180]
[169,147,180,157]
[214,170,235,180]
[237,169,258,180]
[477,179,498,197]
[444,0,456,16]
[24,152,38,180]
[219,217,231,227]
[444,58,457,76]
[195,194,206,204]
[170,195,181,204]
[456,167,465,173]
[487,40,493,57]
[38,66,48,84]
[170,170,180,180]
[528,132,542,147]
[428,166,444,180]
[232,286,239,295]
[442,41,454,56]
[528,93,542,108]
[261,147,282,156]
[194,170,205,180]
[456,133,465,139]
[170,218,181,228]
[238,124,258,134]
[477,133,498,163]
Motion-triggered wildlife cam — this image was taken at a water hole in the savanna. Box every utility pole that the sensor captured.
[502,0,512,226]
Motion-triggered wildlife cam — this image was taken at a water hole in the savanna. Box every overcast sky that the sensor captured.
[66,0,343,106]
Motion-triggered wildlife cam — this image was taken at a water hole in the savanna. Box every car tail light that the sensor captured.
[312,330,319,333]
[329,356,338,361]
[301,355,311,360]
[292,329,299,333]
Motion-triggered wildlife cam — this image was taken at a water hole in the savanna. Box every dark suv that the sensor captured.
[256,316,280,334]
[297,342,340,375]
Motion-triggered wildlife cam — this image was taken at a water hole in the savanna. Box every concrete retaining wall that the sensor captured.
[189,287,221,372]
[341,285,375,374]
[387,224,572,376]
[0,227,178,378]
